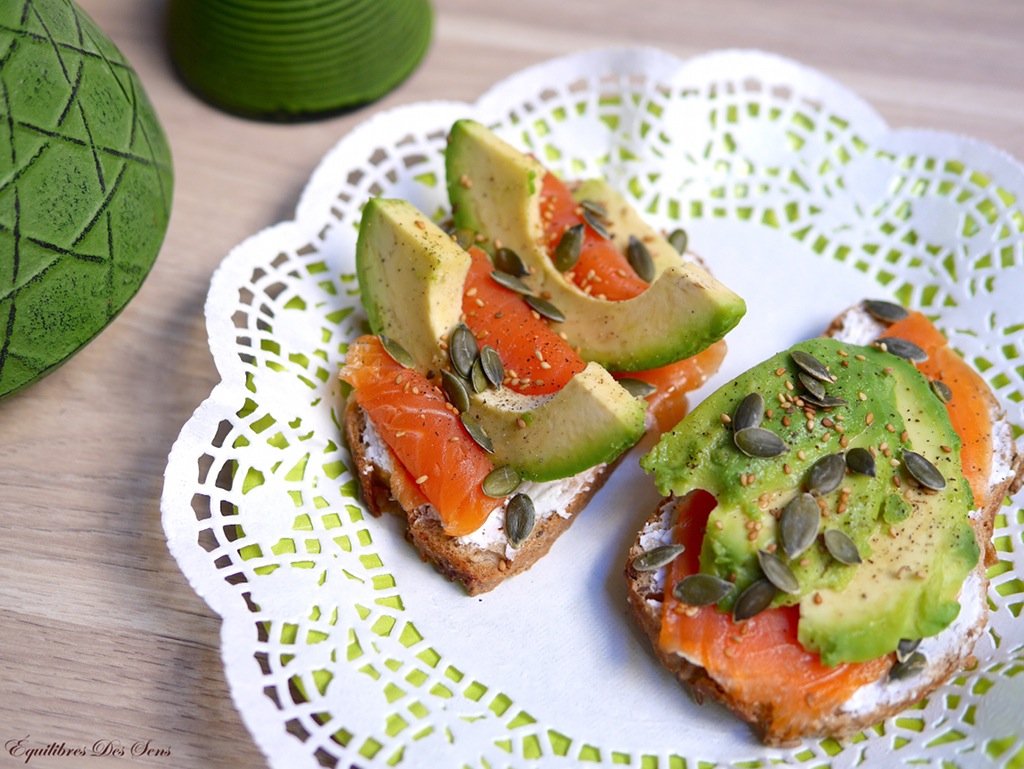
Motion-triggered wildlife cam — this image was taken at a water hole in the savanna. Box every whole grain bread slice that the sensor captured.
[624,301,1024,745]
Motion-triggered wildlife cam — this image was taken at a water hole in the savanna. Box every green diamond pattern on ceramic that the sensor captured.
[0,0,173,400]
[162,50,1024,769]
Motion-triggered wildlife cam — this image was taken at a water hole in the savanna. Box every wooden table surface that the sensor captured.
[2,1,1022,767]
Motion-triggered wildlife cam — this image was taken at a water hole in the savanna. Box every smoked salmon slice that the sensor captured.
[462,246,586,395]
[658,490,892,743]
[539,173,649,301]
[879,311,992,508]
[339,335,502,537]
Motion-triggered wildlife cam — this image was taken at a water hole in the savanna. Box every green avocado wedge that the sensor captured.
[640,337,979,666]
[355,198,647,482]
[0,0,173,401]
[445,119,745,372]
[356,197,469,376]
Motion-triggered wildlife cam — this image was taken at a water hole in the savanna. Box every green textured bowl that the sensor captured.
[0,0,174,401]
[166,0,433,120]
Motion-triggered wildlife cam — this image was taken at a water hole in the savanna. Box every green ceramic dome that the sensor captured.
[167,0,433,120]
[0,0,174,400]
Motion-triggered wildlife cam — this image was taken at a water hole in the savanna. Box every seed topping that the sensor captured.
[903,449,947,490]
[673,573,734,606]
[633,544,686,572]
[823,528,862,564]
[626,235,656,282]
[863,299,910,324]
[380,335,415,368]
[482,465,521,498]
[504,493,535,548]
[734,426,788,458]
[553,224,583,272]
[779,493,820,559]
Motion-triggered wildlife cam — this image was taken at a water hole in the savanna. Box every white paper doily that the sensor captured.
[162,48,1024,769]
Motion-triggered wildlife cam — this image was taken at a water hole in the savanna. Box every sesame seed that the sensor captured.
[415,475,429,484]
[459,174,472,188]
[720,413,732,424]
[866,413,875,425]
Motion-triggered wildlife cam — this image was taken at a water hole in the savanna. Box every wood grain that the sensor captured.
[2,1,1022,767]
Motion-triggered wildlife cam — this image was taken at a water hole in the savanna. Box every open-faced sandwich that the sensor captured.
[339,120,746,595]
[625,299,1024,745]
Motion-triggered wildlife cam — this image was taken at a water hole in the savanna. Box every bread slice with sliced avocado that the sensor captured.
[624,299,1023,745]
[445,119,746,372]
[342,196,664,594]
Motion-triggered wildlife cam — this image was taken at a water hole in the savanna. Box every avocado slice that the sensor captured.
[445,119,746,372]
[356,197,469,374]
[469,362,646,482]
[640,338,979,666]
[355,198,647,481]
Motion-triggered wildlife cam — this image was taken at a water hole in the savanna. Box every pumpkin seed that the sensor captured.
[732,392,765,431]
[889,651,926,681]
[504,493,535,548]
[806,453,847,495]
[626,235,655,282]
[482,465,521,498]
[633,544,686,572]
[734,426,788,458]
[800,392,848,409]
[618,378,657,398]
[493,246,528,277]
[582,207,610,239]
[797,371,826,401]
[380,335,415,368]
[449,323,479,378]
[580,198,607,219]
[525,294,566,323]
[452,227,477,250]
[733,578,777,622]
[896,638,921,663]
[863,299,909,324]
[440,369,471,412]
[490,269,536,296]
[480,345,504,388]
[791,350,833,383]
[931,379,953,403]
[673,573,734,606]
[553,224,584,272]
[668,227,688,254]
[876,336,928,363]
[845,446,876,477]
[460,412,494,453]
[903,450,947,490]
[757,550,801,594]
[823,529,862,564]
[470,357,488,393]
[779,493,820,559]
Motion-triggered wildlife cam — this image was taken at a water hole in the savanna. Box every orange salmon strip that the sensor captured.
[659,490,890,742]
[340,335,501,536]
[462,246,586,395]
[880,311,992,507]
[539,173,649,301]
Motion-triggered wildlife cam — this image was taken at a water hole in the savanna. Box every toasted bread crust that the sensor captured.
[344,399,621,595]
[625,302,1024,745]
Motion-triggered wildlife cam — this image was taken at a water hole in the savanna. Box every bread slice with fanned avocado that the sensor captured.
[625,300,1023,745]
